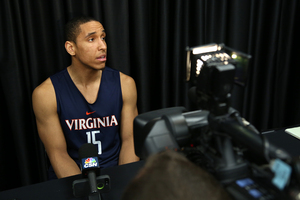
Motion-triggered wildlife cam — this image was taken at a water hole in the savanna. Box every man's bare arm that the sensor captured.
[32,78,81,178]
[119,73,140,165]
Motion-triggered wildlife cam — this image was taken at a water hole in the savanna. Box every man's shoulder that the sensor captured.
[120,72,135,86]
[32,77,57,112]
[32,77,54,98]
[119,72,137,101]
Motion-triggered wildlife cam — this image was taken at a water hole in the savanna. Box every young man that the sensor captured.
[32,16,139,179]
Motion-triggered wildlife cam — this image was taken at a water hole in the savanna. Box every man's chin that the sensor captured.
[92,64,106,70]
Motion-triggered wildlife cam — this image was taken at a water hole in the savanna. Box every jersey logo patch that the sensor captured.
[86,111,96,115]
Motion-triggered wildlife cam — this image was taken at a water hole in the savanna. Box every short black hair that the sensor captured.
[122,150,232,200]
[64,16,98,43]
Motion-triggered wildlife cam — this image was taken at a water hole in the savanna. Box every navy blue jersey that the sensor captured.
[49,67,122,179]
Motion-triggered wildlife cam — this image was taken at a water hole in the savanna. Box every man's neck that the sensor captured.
[67,64,103,88]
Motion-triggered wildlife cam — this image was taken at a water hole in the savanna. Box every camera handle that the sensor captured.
[208,129,249,184]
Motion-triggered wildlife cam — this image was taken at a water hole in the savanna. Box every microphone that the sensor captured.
[79,143,101,199]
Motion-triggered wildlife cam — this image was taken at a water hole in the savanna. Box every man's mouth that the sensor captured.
[97,55,106,62]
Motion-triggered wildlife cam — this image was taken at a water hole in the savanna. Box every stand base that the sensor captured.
[72,175,110,198]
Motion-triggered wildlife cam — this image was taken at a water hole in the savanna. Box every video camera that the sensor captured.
[133,44,300,200]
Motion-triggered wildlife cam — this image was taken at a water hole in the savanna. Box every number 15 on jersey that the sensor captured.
[86,131,102,154]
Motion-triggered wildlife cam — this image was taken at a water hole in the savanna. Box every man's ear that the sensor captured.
[65,41,76,56]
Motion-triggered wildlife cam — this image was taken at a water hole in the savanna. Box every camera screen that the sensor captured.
[186,44,251,87]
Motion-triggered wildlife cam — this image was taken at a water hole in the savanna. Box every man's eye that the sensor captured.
[101,37,105,40]
[89,38,94,42]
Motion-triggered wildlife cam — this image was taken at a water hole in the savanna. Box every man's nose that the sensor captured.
[98,38,107,50]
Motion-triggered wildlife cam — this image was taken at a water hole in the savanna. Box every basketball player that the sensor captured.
[32,16,139,179]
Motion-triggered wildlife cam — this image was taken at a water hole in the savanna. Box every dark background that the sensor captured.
[1,0,300,191]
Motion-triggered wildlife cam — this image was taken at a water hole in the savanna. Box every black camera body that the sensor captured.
[134,44,299,200]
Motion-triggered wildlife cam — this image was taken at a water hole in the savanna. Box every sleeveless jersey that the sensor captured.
[49,67,122,179]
